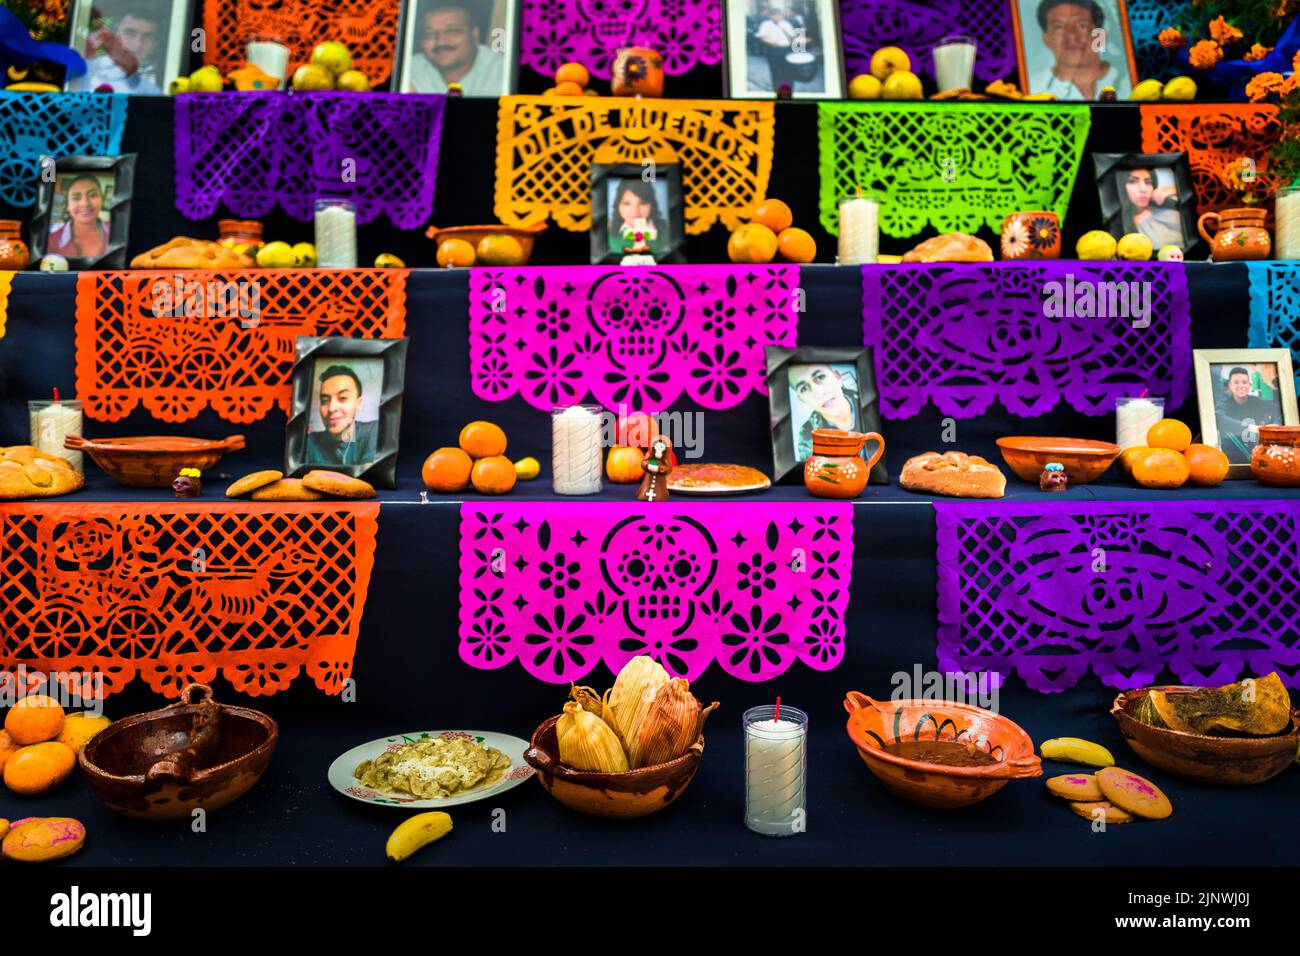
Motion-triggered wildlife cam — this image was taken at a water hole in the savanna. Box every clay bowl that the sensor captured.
[524,715,703,819]
[65,434,245,487]
[79,684,277,821]
[424,223,547,264]
[996,436,1121,484]
[843,691,1042,810]
[1111,687,1300,786]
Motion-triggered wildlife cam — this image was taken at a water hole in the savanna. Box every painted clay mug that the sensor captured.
[1251,425,1300,487]
[803,428,885,499]
[1000,211,1060,259]
[1198,207,1271,261]
[0,220,29,270]
[611,47,664,97]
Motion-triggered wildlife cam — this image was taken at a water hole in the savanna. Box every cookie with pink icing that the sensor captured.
[2,816,86,861]
[1069,801,1134,824]
[1097,767,1172,820]
[1045,772,1102,801]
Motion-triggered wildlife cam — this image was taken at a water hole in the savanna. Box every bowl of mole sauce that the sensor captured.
[843,691,1042,809]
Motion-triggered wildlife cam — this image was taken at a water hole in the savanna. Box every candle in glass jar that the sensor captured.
[1115,396,1164,449]
[744,704,807,837]
[314,199,357,269]
[28,398,83,471]
[551,404,603,495]
[1275,185,1300,260]
[837,194,879,265]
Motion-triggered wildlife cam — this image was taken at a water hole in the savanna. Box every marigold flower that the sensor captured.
[1293,48,1300,73]
[1208,16,1243,44]
[1280,71,1300,96]
[1245,71,1284,101]
[1188,40,1224,70]
[1243,43,1271,61]
[1158,28,1186,50]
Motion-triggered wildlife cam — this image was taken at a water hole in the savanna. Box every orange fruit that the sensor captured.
[5,695,65,745]
[436,238,476,268]
[471,455,518,495]
[555,62,590,87]
[1146,418,1192,452]
[0,731,19,772]
[1117,446,1152,480]
[1132,448,1190,490]
[616,411,660,447]
[553,80,585,96]
[727,223,779,264]
[1183,443,1229,486]
[3,741,76,795]
[422,446,473,492]
[459,421,508,459]
[475,234,526,266]
[751,198,793,233]
[777,227,817,263]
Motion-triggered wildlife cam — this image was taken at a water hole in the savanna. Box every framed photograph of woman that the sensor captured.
[589,164,685,265]
[765,345,886,484]
[66,0,193,94]
[724,0,844,99]
[29,154,136,269]
[1093,152,1200,255]
[1194,349,1298,478]
[286,337,410,488]
[1010,0,1138,100]
[393,0,518,95]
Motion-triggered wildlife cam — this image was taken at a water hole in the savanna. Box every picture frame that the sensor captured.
[723,0,845,100]
[1093,152,1201,255]
[1010,0,1138,100]
[393,0,519,96]
[590,163,686,265]
[765,345,887,485]
[1193,348,1298,478]
[286,336,410,489]
[66,0,194,94]
[29,154,136,270]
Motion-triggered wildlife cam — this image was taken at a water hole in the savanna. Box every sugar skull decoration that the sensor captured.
[173,467,202,498]
[611,46,664,97]
[1157,245,1184,262]
[598,513,718,637]
[1039,461,1068,492]
[620,216,657,266]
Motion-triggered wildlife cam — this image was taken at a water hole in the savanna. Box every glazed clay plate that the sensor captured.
[666,463,771,495]
[328,730,534,808]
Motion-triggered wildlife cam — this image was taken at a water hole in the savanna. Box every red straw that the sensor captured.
[773,696,781,724]
[52,387,60,403]
[1138,388,1149,399]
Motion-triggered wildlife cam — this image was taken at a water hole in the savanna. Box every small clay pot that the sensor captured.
[611,47,665,97]
[1250,424,1300,487]
[803,428,885,499]
[524,715,703,818]
[0,220,29,270]
[1000,210,1060,259]
[1198,206,1271,262]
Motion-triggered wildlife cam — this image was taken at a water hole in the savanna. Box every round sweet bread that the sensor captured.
[301,470,376,499]
[0,447,84,499]
[250,478,326,501]
[226,470,284,498]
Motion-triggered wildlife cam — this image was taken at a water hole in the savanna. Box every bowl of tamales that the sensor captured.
[523,656,718,819]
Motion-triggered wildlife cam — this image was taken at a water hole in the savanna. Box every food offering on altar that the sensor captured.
[899,451,1007,499]
[421,419,539,495]
[0,445,84,499]
[996,436,1122,486]
[168,41,375,93]
[428,223,544,268]
[726,197,816,265]
[66,434,245,488]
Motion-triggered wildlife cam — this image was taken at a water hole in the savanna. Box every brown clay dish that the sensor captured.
[66,434,245,487]
[79,683,277,820]
[425,223,547,264]
[524,715,703,819]
[996,436,1121,484]
[1111,686,1300,786]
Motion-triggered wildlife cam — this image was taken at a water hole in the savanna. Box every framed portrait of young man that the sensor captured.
[394,0,518,95]
[1093,152,1200,255]
[29,154,136,269]
[724,0,845,99]
[1194,348,1299,478]
[66,0,193,94]
[1010,0,1138,100]
[286,337,410,488]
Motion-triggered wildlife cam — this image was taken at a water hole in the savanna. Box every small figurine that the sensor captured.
[447,82,463,97]
[637,436,673,503]
[776,83,793,100]
[1039,461,1068,492]
[173,467,202,498]
[620,216,657,266]
[1099,85,1117,102]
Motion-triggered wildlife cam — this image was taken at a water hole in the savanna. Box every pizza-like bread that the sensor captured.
[899,451,1005,499]
[666,463,771,494]
[0,446,84,499]
[131,238,255,270]
[901,232,993,263]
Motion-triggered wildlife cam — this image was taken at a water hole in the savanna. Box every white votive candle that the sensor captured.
[551,404,603,495]
[1275,185,1300,260]
[837,194,879,265]
[744,705,807,837]
[314,199,357,269]
[29,398,83,472]
[1116,395,1165,450]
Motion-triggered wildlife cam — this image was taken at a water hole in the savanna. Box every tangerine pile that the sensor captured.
[544,62,599,97]
[1119,418,1229,490]
[728,199,817,264]
[422,421,540,495]
[1,695,109,796]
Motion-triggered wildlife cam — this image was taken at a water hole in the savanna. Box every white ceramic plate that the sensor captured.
[328,730,535,808]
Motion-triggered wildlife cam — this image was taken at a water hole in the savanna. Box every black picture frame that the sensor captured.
[1092,152,1201,256]
[30,154,136,269]
[286,336,409,489]
[766,345,887,485]
[393,0,520,95]
[590,163,686,265]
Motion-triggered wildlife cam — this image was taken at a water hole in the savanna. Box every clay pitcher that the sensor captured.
[1198,207,1271,261]
[803,428,885,499]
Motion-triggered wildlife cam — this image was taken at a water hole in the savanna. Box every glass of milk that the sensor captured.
[932,35,976,93]
[246,35,291,89]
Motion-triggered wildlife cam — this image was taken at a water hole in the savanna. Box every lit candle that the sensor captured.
[551,404,603,495]
[314,199,357,269]
[29,391,83,472]
[1115,395,1165,450]
[837,192,879,266]
[744,703,807,837]
[1275,185,1300,260]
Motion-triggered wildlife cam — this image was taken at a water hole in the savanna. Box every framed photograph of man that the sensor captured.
[29,154,136,269]
[724,0,845,99]
[287,337,410,488]
[1194,348,1299,478]
[394,0,518,95]
[766,346,886,484]
[1093,152,1200,255]
[1011,0,1138,100]
[589,163,685,265]
[66,0,192,94]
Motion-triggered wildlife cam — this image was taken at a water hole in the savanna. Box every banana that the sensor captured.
[386,811,453,862]
[1039,737,1115,768]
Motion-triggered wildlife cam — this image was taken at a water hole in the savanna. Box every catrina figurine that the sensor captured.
[638,436,673,503]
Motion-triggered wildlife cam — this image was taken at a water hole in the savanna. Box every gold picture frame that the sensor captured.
[1193,348,1298,479]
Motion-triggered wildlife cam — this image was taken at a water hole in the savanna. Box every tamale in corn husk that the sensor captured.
[606,655,670,750]
[557,701,629,772]
[630,678,720,768]
[569,683,605,717]
[1148,672,1292,737]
